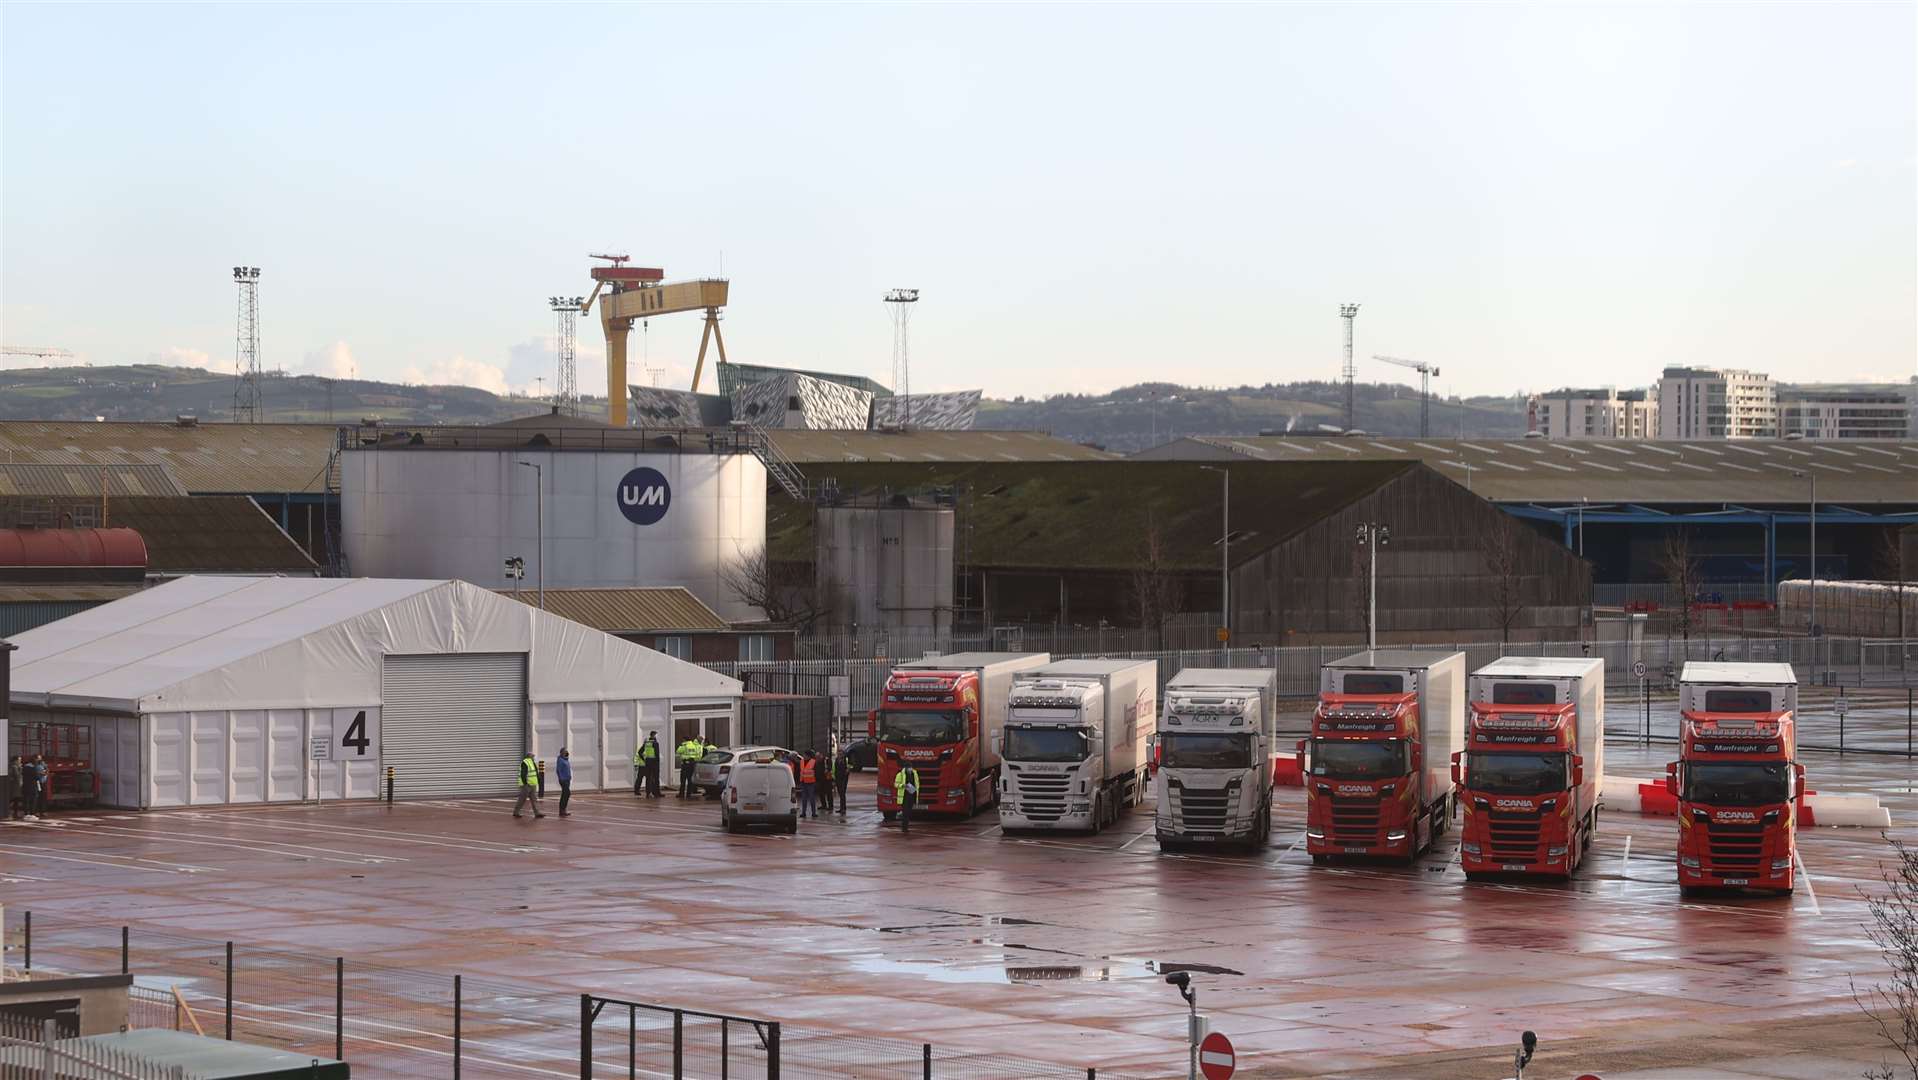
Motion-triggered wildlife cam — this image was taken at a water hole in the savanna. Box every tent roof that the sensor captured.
[8,575,740,714]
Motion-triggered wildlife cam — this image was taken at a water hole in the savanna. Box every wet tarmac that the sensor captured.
[5,739,1917,1079]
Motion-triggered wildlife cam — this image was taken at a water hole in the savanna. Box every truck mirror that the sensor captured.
[866,710,877,739]
[1572,755,1584,788]
[1794,762,1806,800]
[1450,751,1461,786]
[1296,739,1307,759]
[1665,760,1678,796]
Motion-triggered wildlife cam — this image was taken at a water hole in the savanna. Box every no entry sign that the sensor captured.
[1199,1031,1236,1079]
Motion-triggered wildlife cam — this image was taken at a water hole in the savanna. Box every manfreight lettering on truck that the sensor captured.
[872,652,1050,819]
[1152,668,1277,849]
[999,659,1156,833]
[1303,650,1463,864]
[1454,657,1604,879]
[1670,662,1802,896]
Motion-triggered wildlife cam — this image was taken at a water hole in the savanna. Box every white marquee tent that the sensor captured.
[8,576,741,809]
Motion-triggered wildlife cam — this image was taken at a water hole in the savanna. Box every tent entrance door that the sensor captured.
[383,653,528,797]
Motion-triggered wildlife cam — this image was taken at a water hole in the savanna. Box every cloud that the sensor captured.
[1833,158,1858,169]
[400,355,512,395]
[301,341,359,379]
[150,346,213,369]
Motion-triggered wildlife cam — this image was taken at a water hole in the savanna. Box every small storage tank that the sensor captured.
[814,498,954,642]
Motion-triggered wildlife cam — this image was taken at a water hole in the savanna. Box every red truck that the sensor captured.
[1454,657,1603,879]
[1669,661,1802,896]
[870,652,1049,820]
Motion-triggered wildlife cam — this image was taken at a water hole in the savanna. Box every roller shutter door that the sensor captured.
[382,653,528,797]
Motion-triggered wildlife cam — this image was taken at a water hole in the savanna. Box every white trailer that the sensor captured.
[1000,659,1157,833]
[1679,662,1798,716]
[1154,667,1277,849]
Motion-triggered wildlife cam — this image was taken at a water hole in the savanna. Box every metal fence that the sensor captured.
[2,914,1155,1080]
[0,1012,196,1080]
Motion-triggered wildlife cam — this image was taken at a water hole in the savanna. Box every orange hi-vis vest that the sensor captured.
[799,758,818,784]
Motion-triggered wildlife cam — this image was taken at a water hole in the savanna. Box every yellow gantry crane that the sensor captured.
[580,254,730,427]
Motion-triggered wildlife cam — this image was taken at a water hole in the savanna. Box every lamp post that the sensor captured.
[1356,523,1391,649]
[518,460,544,610]
[1199,466,1230,643]
[1791,469,1816,674]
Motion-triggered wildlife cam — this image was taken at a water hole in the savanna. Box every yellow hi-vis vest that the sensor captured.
[520,757,538,786]
[893,767,919,800]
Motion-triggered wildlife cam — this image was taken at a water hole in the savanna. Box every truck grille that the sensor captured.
[1487,808,1542,861]
[902,765,941,793]
[1173,785,1231,833]
[1328,795,1381,846]
[1013,775,1071,822]
[1705,822,1765,874]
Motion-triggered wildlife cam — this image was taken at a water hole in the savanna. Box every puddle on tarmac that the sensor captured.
[847,954,1234,985]
[132,975,199,990]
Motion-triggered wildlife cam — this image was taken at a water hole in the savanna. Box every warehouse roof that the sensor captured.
[769,459,1415,571]
[9,576,741,714]
[0,462,189,497]
[1132,435,1918,504]
[0,496,317,574]
[0,421,338,493]
[502,586,732,633]
[767,429,1116,463]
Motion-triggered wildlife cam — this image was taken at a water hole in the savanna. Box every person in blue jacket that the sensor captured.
[555,747,574,817]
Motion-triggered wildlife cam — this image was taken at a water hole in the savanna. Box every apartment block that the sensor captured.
[1529,387,1659,440]
[1778,387,1911,440]
[1656,367,1777,439]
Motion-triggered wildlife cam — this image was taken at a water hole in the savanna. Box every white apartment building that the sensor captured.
[1778,388,1912,440]
[1657,367,1777,439]
[1529,387,1658,440]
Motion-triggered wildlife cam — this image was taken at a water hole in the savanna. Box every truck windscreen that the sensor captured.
[1466,751,1567,795]
[1491,682,1556,705]
[1005,727,1090,762]
[1161,732,1252,769]
[878,710,964,745]
[1311,739,1406,779]
[1686,761,1791,806]
[1343,674,1403,694]
[1703,689,1773,713]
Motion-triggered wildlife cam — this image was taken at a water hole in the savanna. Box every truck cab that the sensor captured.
[1152,669,1276,850]
[1455,657,1604,879]
[1670,662,1801,896]
[872,652,1050,820]
[1304,651,1463,865]
[1000,660,1155,833]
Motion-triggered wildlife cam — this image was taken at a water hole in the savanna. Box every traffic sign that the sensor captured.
[1199,1031,1235,1080]
[308,737,331,762]
[1835,697,1850,717]
[1632,660,1647,680]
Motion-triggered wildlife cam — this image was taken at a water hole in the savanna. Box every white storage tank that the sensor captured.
[341,443,767,621]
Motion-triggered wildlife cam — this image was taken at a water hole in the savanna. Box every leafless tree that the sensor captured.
[1130,505,1184,652]
[1479,515,1524,643]
[1878,529,1909,646]
[718,545,831,634]
[1857,838,1918,1080]
[1660,530,1703,645]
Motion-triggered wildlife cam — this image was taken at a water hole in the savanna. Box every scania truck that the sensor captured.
[999,659,1157,833]
[1455,656,1604,879]
[1153,668,1276,849]
[872,652,1049,819]
[1303,650,1463,864]
[1669,661,1802,896]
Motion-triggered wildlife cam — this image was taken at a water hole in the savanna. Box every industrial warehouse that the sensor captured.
[4,3,1918,1076]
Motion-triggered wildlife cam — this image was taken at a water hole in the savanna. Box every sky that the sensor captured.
[2,3,1913,402]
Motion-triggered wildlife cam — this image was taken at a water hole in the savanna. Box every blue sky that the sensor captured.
[3,3,1912,400]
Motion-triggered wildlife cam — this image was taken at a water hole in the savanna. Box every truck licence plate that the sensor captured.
[1344,847,1368,854]
[1503,864,1527,872]
[1723,878,1748,886]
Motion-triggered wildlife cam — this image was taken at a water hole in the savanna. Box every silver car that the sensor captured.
[694,746,794,798]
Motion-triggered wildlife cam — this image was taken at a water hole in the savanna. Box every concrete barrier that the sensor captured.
[1601,774,1890,828]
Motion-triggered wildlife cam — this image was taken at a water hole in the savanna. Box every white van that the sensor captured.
[722,761,799,834]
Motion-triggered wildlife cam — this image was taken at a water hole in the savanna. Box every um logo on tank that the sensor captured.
[616,466,671,525]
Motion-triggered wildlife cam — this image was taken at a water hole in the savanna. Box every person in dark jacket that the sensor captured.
[816,748,834,814]
[556,747,574,817]
[834,743,852,816]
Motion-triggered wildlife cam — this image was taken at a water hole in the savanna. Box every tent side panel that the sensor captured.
[190,711,230,805]
[639,700,669,758]
[230,710,267,804]
[566,702,599,791]
[532,702,564,771]
[267,709,304,802]
[149,713,189,808]
[603,701,636,792]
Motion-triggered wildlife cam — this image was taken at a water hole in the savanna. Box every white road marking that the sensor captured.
[75,823,403,866]
[1278,831,1304,862]
[216,818,546,855]
[0,845,205,874]
[1119,828,1156,852]
[1796,847,1822,916]
[1621,834,1632,878]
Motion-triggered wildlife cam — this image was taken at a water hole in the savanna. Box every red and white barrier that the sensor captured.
[1600,775,1889,828]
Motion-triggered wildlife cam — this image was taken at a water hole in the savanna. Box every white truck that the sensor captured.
[1457,656,1604,878]
[1152,668,1277,849]
[999,659,1158,833]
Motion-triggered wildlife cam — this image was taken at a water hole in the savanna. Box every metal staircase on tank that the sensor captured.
[736,422,807,500]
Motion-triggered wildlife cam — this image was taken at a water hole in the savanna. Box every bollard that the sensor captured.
[537,759,547,797]
[385,766,395,804]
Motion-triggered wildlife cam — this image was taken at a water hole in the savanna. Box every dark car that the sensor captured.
[841,737,879,772]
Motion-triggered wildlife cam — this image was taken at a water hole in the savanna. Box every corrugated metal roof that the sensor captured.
[0,584,142,603]
[1133,436,1918,504]
[500,587,731,632]
[768,429,1117,463]
[0,462,190,497]
[0,421,338,494]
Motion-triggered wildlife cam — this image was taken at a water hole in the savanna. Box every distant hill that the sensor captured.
[0,365,583,425]
[976,380,1529,451]
[0,365,1530,446]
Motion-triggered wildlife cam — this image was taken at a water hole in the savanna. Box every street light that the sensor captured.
[1198,466,1230,643]
[518,460,544,610]
[1790,468,1817,672]
[1356,522,1391,649]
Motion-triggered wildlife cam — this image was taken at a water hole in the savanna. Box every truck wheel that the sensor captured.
[963,789,977,819]
[1090,796,1105,835]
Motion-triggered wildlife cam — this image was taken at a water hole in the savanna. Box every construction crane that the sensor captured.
[579,254,730,427]
[1,345,75,361]
[1372,354,1441,438]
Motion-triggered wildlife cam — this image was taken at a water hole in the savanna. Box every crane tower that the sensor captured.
[885,288,919,427]
[1372,354,1441,438]
[232,267,263,423]
[1339,303,1360,431]
[549,296,583,417]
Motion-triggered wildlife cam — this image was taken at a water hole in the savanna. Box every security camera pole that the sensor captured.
[1166,971,1199,1080]
[1513,1029,1537,1079]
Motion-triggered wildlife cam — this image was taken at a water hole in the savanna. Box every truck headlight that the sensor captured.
[1387,831,1407,842]
[1547,846,1567,858]
[1461,842,1480,855]
[1772,858,1793,871]
[1307,828,1324,840]
[1681,856,1700,868]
